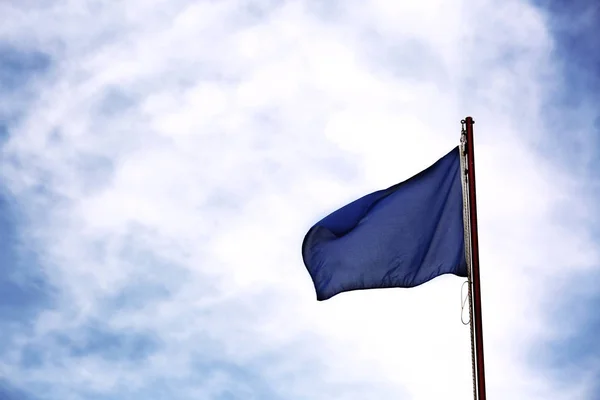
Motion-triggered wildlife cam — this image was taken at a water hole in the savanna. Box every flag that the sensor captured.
[302,146,467,301]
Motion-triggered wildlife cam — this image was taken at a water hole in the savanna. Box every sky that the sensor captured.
[0,0,599,399]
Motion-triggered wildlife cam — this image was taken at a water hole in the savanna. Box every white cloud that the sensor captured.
[0,0,598,399]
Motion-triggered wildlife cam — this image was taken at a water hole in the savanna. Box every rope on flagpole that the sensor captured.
[460,120,478,400]
[460,281,470,325]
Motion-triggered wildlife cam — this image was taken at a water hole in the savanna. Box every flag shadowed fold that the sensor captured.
[302,146,467,301]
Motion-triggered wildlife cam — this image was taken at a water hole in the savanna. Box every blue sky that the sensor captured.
[0,1,599,399]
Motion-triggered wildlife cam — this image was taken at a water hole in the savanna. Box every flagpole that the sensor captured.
[464,116,487,400]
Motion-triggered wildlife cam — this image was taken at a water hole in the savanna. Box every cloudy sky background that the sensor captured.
[0,0,599,399]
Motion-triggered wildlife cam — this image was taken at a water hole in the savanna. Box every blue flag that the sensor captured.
[302,146,467,301]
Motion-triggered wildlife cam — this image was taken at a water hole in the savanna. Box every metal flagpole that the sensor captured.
[463,116,487,400]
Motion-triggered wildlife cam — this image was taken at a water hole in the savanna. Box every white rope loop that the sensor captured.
[460,280,470,325]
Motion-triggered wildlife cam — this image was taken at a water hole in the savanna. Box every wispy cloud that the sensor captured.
[0,0,598,399]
